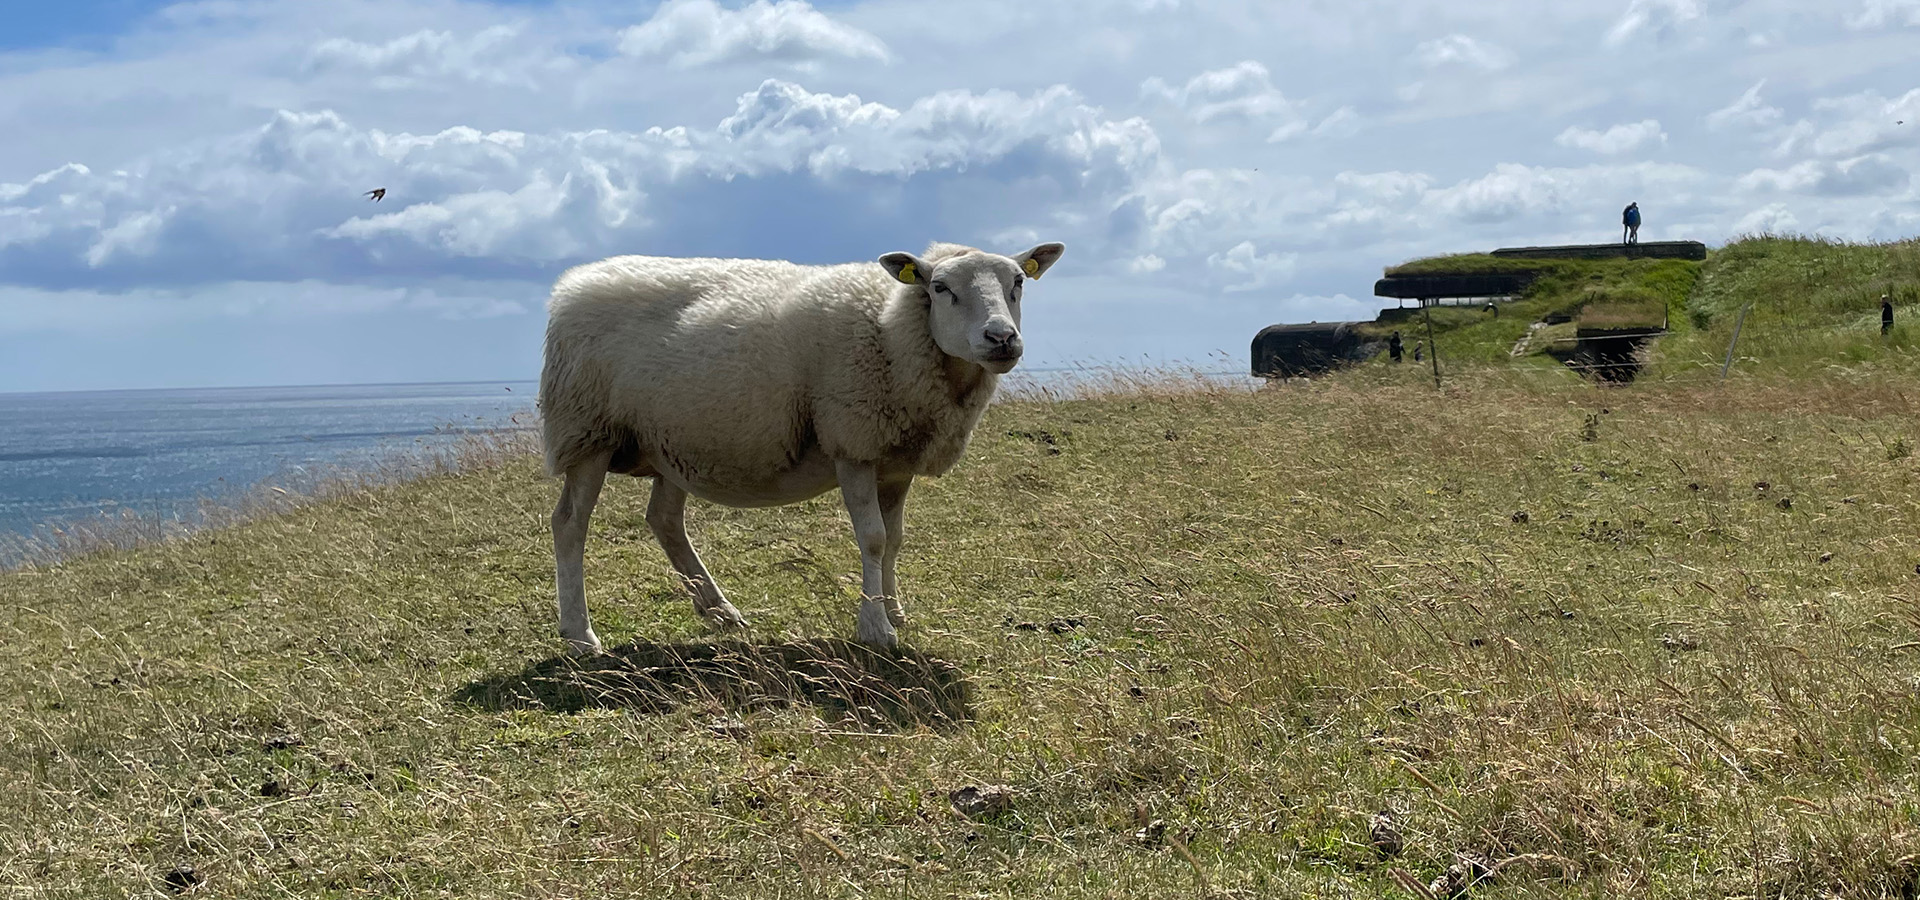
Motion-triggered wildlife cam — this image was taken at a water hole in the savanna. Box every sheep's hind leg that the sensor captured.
[646,478,748,630]
[878,477,912,628]
[553,451,612,656]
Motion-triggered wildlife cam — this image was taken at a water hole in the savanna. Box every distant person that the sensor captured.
[1413,342,1424,362]
[1884,293,1896,335]
[1622,202,1641,245]
[1389,331,1404,362]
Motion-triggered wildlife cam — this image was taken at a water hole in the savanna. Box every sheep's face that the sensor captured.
[880,243,1064,375]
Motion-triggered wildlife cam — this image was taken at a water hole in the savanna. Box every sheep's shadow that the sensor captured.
[451,638,973,730]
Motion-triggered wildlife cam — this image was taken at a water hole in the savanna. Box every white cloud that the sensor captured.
[1847,0,1920,28]
[1731,202,1799,235]
[1414,34,1513,71]
[1606,0,1703,45]
[307,26,537,87]
[1707,81,1784,131]
[1424,163,1576,223]
[1,0,1918,390]
[1206,241,1297,292]
[1141,61,1297,124]
[618,0,890,67]
[0,82,1163,284]
[1140,63,1354,143]
[1556,120,1667,155]
[1735,155,1909,196]
[1806,88,1920,157]
[1311,106,1363,140]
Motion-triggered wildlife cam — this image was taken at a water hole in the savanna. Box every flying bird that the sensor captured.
[364,188,387,202]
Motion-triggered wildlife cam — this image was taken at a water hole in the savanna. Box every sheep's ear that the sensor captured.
[878,252,930,285]
[1013,242,1065,279]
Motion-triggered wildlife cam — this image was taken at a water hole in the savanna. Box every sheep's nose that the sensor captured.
[983,322,1018,346]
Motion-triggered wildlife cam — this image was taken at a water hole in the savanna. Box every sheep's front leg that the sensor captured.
[646,478,747,630]
[836,459,897,648]
[878,477,912,628]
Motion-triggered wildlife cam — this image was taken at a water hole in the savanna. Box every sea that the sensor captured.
[0,369,1257,566]
[0,381,537,562]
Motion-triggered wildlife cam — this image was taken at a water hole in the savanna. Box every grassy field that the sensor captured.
[7,361,1920,898]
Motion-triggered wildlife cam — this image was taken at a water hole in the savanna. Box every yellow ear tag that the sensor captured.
[898,262,918,284]
[1023,258,1040,278]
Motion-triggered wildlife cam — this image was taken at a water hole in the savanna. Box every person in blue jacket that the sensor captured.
[1622,202,1641,244]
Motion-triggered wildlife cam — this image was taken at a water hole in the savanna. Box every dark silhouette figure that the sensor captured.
[1622,202,1641,244]
[1884,293,1895,335]
[1388,331,1404,362]
[1484,301,1499,317]
[364,188,387,202]
[1413,342,1424,362]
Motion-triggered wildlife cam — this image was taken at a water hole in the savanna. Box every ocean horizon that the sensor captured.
[0,380,540,562]
[0,367,1254,564]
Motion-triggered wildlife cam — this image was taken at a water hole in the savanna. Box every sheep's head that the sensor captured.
[879,242,1064,374]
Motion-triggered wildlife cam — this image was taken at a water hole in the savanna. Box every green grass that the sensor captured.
[8,365,1920,898]
[1364,255,1699,367]
[1647,235,1920,378]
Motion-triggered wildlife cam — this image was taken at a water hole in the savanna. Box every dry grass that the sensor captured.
[5,365,1920,898]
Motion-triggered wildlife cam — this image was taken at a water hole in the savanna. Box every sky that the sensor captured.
[1,0,1916,392]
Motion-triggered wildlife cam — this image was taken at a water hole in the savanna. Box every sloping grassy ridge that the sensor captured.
[1647,235,1920,377]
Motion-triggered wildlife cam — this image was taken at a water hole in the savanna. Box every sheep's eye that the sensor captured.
[930,282,947,293]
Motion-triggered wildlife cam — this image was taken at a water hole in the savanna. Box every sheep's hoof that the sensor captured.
[564,631,604,657]
[701,601,748,630]
[884,598,907,629]
[857,599,899,649]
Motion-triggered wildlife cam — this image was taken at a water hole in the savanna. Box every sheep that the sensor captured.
[539,240,1065,653]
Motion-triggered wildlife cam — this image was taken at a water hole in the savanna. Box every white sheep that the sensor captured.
[539,240,1065,652]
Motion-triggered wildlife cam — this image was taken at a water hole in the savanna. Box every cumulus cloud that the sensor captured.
[1140,62,1360,145]
[1420,161,1703,225]
[1140,61,1295,124]
[1556,120,1667,155]
[1736,155,1910,196]
[0,82,1161,286]
[1424,163,1576,223]
[3,0,1919,389]
[1414,34,1513,71]
[1206,241,1297,292]
[1606,0,1703,45]
[618,0,890,67]
[1805,88,1920,157]
[1707,81,1784,131]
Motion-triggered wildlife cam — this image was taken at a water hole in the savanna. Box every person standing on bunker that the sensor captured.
[1622,202,1641,245]
[1389,331,1404,362]
[1884,293,1895,336]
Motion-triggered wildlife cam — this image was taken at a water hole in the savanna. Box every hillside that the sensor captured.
[1647,235,1920,377]
[1363,235,1920,380]
[6,365,1920,897]
[1361,254,1700,368]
